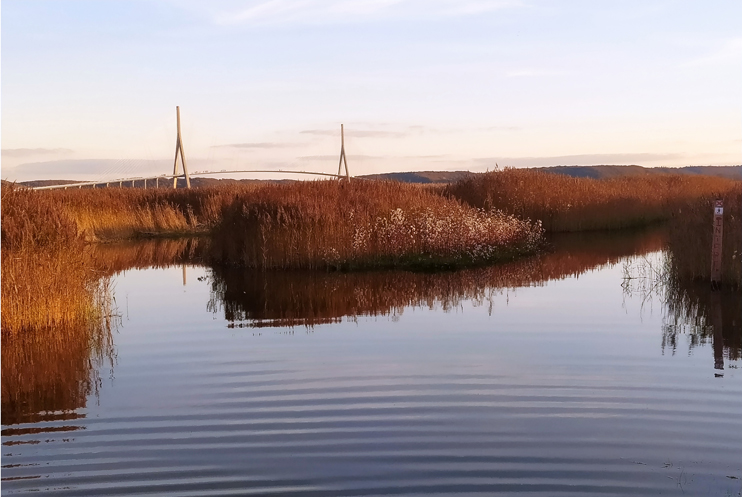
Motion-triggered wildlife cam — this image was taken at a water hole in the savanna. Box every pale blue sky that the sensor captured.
[2,0,741,181]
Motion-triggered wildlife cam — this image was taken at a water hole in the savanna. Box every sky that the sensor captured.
[2,0,741,182]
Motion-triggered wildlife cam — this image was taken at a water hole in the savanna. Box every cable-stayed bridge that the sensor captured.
[31,108,353,191]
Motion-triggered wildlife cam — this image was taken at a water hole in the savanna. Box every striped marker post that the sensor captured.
[711,199,724,288]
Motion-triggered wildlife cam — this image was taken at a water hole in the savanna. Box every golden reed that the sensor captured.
[445,168,739,232]
[1,180,542,332]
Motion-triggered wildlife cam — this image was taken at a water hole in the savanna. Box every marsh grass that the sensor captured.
[666,190,741,288]
[4,172,738,334]
[1,186,99,334]
[1,181,541,332]
[210,180,542,269]
[445,168,739,232]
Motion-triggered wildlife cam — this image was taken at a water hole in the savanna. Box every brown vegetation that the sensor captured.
[1,180,541,333]
[3,170,739,335]
[210,180,542,269]
[1,186,100,334]
[445,168,739,232]
[666,190,741,288]
[207,228,668,328]
[1,309,116,426]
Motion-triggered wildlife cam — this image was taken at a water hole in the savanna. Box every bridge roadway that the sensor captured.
[31,170,352,190]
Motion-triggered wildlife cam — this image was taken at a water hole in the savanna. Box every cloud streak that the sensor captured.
[2,148,73,158]
[298,154,382,161]
[212,142,295,149]
[301,128,409,138]
[191,0,523,26]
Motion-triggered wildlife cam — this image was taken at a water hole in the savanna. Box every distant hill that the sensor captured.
[535,165,742,180]
[13,179,82,188]
[358,166,742,183]
[357,171,474,183]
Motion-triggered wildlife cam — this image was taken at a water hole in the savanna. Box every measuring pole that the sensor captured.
[711,199,724,288]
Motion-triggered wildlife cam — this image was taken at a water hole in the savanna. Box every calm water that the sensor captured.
[3,230,742,496]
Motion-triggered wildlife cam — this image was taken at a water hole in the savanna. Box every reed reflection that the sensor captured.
[1,280,117,432]
[662,282,741,372]
[207,228,667,328]
[92,237,208,273]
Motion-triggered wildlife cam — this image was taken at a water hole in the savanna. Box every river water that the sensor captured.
[3,230,741,496]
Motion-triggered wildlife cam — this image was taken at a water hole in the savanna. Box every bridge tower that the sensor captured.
[337,124,350,181]
[172,106,192,189]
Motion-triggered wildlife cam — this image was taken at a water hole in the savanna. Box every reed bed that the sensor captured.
[445,168,739,232]
[666,190,741,288]
[210,180,543,269]
[1,181,541,333]
[34,186,243,240]
[1,186,101,334]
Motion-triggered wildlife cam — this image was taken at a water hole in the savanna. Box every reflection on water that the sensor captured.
[207,228,669,328]
[3,228,741,496]
[91,236,208,273]
[663,283,741,371]
[5,228,739,429]
[1,281,117,428]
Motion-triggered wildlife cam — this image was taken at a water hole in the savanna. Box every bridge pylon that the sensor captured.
[337,124,350,181]
[172,106,191,189]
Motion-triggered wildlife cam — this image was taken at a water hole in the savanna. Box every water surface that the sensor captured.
[3,229,741,496]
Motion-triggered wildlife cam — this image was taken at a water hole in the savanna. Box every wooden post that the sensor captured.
[172,106,192,189]
[144,178,147,190]
[711,291,724,373]
[337,124,350,180]
[711,199,724,288]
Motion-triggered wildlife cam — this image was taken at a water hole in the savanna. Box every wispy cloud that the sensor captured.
[505,69,564,78]
[299,154,382,161]
[484,125,520,131]
[212,142,296,149]
[300,128,408,138]
[2,148,73,158]
[182,0,524,26]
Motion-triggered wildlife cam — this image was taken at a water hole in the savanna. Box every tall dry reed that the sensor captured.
[666,190,741,288]
[1,181,542,333]
[445,168,739,232]
[1,185,100,334]
[210,180,543,269]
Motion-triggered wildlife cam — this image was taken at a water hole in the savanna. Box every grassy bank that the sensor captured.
[445,168,739,232]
